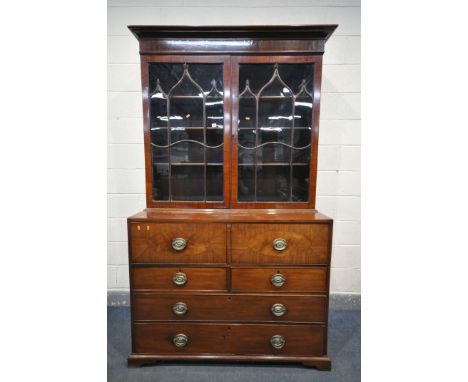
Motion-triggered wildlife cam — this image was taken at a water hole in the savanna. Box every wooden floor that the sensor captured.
[107,307,360,382]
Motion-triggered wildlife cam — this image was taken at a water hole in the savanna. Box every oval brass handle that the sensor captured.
[173,333,188,348]
[272,238,287,251]
[270,335,285,349]
[172,302,188,316]
[271,303,287,317]
[172,237,187,251]
[271,273,286,288]
[172,272,187,286]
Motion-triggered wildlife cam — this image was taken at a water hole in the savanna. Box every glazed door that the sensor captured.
[231,56,322,209]
[142,56,231,208]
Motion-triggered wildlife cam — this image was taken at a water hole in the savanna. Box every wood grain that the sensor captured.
[132,267,227,291]
[126,24,337,370]
[133,323,229,354]
[231,267,327,293]
[132,293,327,323]
[133,322,326,356]
[128,208,332,223]
[231,324,325,356]
[231,223,330,265]
[129,223,226,263]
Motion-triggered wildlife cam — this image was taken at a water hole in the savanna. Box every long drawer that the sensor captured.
[131,267,227,291]
[133,323,326,356]
[231,223,331,265]
[231,267,328,293]
[129,223,227,264]
[132,293,328,323]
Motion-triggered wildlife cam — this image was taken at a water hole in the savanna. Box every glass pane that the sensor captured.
[152,164,169,201]
[170,98,204,128]
[238,129,256,148]
[206,83,224,129]
[150,97,167,127]
[153,147,169,163]
[239,64,313,96]
[238,147,255,164]
[292,165,310,202]
[171,165,204,201]
[257,144,290,164]
[171,141,204,164]
[170,128,203,143]
[237,62,314,203]
[259,99,293,128]
[206,165,223,201]
[257,127,291,163]
[238,165,255,202]
[258,127,290,144]
[292,147,311,163]
[256,165,290,202]
[150,127,168,146]
[295,97,313,128]
[148,62,224,202]
[293,128,311,147]
[238,98,256,128]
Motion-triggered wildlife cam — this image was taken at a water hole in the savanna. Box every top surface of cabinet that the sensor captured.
[129,25,336,209]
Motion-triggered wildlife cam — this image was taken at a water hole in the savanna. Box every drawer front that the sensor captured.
[231,223,330,265]
[133,323,229,354]
[231,324,326,356]
[231,267,328,293]
[132,267,227,291]
[132,293,327,323]
[133,323,325,356]
[129,223,226,264]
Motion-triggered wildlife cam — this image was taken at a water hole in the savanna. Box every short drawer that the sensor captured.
[131,267,227,291]
[231,267,328,293]
[129,223,226,264]
[231,324,326,356]
[231,223,331,265]
[133,323,229,354]
[132,293,328,323]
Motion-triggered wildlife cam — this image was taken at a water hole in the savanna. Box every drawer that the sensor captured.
[231,324,326,356]
[231,267,328,293]
[131,267,227,291]
[133,323,325,356]
[132,293,327,323]
[133,323,229,354]
[231,223,330,265]
[129,223,226,264]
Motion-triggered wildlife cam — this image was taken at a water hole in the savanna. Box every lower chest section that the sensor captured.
[128,219,332,358]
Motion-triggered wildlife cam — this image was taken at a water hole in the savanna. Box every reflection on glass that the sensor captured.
[238,165,255,201]
[149,63,224,202]
[292,165,310,202]
[256,165,290,202]
[152,164,169,201]
[237,63,314,203]
[206,80,224,129]
[170,98,204,128]
[171,165,204,201]
[238,80,256,129]
[257,144,290,163]
[206,165,223,201]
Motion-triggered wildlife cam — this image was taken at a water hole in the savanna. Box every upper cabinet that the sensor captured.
[129,25,337,209]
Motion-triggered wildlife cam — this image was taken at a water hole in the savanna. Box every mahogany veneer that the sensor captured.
[126,25,337,371]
